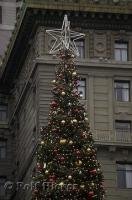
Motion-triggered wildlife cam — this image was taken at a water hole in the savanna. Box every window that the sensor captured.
[75,40,85,58]
[114,41,128,61]
[0,104,8,121]
[114,81,130,102]
[78,79,86,100]
[0,139,7,159]
[0,7,2,24]
[117,163,132,188]
[115,120,131,141]
[0,176,6,197]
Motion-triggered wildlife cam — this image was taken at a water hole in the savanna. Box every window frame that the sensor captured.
[0,138,7,160]
[117,162,132,189]
[0,6,2,24]
[75,39,85,58]
[0,176,6,197]
[114,40,128,62]
[115,120,131,141]
[114,80,130,102]
[115,120,131,132]
[0,104,8,121]
[78,78,86,100]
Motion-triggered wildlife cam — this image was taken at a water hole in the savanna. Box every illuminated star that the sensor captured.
[46,15,85,57]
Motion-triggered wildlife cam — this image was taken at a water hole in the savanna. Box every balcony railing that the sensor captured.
[94,129,132,144]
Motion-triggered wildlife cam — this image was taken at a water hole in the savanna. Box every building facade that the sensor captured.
[0,0,22,62]
[0,0,132,199]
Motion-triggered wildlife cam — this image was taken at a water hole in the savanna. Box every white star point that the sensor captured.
[46,15,85,57]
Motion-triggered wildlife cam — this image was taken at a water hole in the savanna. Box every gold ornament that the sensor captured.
[60,139,67,144]
[85,117,88,121]
[87,148,91,152]
[68,175,72,179]
[91,182,94,186]
[76,160,82,166]
[80,185,85,189]
[73,119,77,123]
[41,141,44,145]
[59,182,64,186]
[72,71,77,76]
[45,170,49,174]
[97,168,101,172]
[61,91,66,96]
[61,120,65,124]
[52,80,56,83]
[69,140,73,144]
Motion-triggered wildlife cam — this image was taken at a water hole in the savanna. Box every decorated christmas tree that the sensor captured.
[32,15,105,200]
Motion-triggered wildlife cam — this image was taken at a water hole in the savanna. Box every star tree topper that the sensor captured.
[46,15,85,57]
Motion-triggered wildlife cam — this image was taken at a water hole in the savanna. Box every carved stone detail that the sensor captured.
[94,31,107,57]
[89,30,94,58]
[106,31,112,58]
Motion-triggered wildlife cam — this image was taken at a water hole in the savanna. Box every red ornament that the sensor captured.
[52,128,57,132]
[60,156,65,162]
[49,175,56,182]
[51,101,58,107]
[76,150,81,155]
[75,150,81,158]
[90,169,97,175]
[81,132,88,139]
[53,149,58,154]
[37,163,43,171]
[33,189,39,195]
[88,191,94,197]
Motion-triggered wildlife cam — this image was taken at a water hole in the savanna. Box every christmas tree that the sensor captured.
[32,15,105,200]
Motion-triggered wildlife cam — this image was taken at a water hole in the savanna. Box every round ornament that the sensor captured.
[60,156,65,161]
[73,119,77,123]
[45,170,49,174]
[69,140,73,145]
[72,71,77,76]
[87,148,91,153]
[51,101,57,107]
[68,175,72,179]
[52,80,56,83]
[61,120,66,124]
[59,182,64,186]
[49,175,56,182]
[41,141,44,145]
[88,191,94,197]
[90,169,97,175]
[61,91,66,96]
[76,150,81,155]
[80,185,85,189]
[97,168,101,173]
[68,102,72,106]
[76,160,82,166]
[91,182,94,186]
[60,139,67,144]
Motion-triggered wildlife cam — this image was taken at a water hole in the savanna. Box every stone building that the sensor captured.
[0,0,132,199]
[0,0,22,60]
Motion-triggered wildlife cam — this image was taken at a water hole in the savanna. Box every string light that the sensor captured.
[32,15,105,200]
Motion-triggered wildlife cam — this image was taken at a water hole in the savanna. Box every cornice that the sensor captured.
[26,0,132,14]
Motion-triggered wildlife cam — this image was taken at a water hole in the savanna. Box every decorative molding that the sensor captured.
[25,0,132,14]
[94,32,107,58]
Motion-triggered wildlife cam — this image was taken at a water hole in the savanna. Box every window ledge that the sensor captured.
[0,121,8,128]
